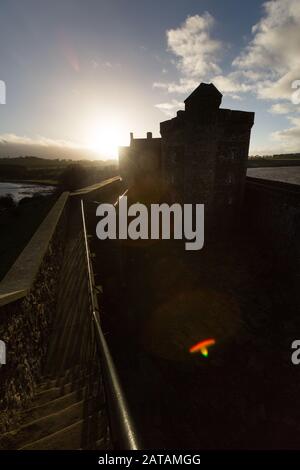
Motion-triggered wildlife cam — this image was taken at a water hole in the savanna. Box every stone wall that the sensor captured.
[0,202,68,432]
[243,177,300,282]
[160,103,254,233]
[119,135,162,189]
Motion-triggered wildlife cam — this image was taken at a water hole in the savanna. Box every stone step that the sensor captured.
[19,411,109,450]
[33,379,101,407]
[42,360,98,381]
[37,370,95,393]
[20,384,105,425]
[0,397,104,450]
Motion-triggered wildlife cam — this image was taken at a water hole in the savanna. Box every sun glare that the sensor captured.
[88,120,128,159]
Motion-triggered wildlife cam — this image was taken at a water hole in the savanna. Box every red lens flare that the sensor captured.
[189,338,216,357]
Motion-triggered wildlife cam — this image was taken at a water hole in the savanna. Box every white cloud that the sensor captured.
[236,0,300,153]
[0,134,104,160]
[250,115,300,155]
[240,138,297,156]
[271,115,300,152]
[269,103,295,114]
[233,0,300,101]
[156,1,300,103]
[153,78,198,94]
[155,99,184,117]
[166,13,222,78]
[256,71,300,101]
[234,0,300,72]
[154,2,300,154]
[154,72,252,98]
[0,133,81,149]
[153,13,251,98]
[212,72,253,98]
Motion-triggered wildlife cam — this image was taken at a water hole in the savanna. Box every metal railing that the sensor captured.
[80,199,140,450]
[114,189,128,207]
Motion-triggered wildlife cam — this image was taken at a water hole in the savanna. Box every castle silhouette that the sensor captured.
[119,82,254,228]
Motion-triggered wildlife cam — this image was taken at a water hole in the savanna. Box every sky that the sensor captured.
[0,0,299,159]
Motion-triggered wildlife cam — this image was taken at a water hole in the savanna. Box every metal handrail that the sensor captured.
[80,199,140,450]
[114,189,128,207]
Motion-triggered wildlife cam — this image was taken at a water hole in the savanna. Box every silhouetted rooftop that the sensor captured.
[184,83,223,109]
[184,82,223,105]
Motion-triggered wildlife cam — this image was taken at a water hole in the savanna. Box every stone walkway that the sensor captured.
[0,198,111,449]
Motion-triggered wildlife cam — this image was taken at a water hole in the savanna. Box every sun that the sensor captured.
[88,120,128,159]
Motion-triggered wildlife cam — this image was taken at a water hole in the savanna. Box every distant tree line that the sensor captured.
[0,156,119,187]
[59,163,118,190]
[249,153,300,160]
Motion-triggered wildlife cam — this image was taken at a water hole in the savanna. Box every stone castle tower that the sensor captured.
[119,82,254,228]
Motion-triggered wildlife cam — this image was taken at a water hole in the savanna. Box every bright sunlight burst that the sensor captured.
[88,119,128,159]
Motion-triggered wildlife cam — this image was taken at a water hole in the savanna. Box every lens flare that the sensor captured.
[189,338,216,357]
